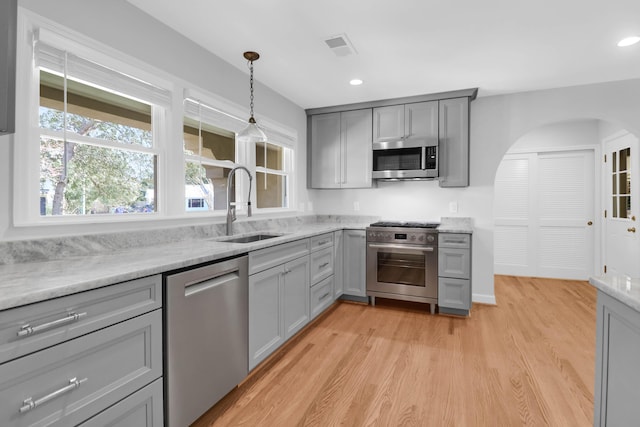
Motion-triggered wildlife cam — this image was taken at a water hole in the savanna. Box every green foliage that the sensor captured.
[39,108,155,215]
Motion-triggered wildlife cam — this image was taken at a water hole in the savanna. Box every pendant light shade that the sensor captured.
[238,51,267,144]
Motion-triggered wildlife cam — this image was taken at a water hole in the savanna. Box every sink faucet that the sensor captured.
[226,166,253,236]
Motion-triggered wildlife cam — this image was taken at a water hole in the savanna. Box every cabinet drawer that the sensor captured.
[310,246,334,285]
[0,274,161,364]
[0,310,162,427]
[310,233,333,252]
[310,276,334,320]
[438,233,471,249]
[438,247,471,279]
[79,378,163,427]
[438,277,471,310]
[249,239,310,275]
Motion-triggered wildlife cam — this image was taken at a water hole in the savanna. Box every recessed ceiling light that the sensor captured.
[618,36,640,47]
[350,79,363,86]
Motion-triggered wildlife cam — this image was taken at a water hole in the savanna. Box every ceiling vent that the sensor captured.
[324,33,357,57]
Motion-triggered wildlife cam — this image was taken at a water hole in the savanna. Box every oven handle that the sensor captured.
[368,243,434,252]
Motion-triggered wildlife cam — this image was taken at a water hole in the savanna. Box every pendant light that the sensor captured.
[237,51,267,144]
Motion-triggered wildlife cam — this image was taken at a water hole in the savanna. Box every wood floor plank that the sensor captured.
[192,275,596,426]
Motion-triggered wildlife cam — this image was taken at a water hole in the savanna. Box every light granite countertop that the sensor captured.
[0,221,367,312]
[0,214,473,312]
[589,274,640,313]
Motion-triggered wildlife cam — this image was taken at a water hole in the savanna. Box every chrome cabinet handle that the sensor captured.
[319,262,329,269]
[319,292,331,301]
[17,312,87,337]
[19,377,88,413]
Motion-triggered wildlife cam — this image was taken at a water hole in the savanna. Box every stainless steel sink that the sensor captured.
[219,233,282,244]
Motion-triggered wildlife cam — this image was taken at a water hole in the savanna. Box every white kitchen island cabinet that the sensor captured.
[249,240,311,371]
[309,109,373,189]
[343,229,367,297]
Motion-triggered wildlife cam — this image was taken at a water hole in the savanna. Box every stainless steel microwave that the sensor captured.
[372,142,438,180]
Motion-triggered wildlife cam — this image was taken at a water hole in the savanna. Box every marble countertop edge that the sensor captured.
[589,274,640,313]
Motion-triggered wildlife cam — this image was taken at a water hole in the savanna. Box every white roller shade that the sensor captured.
[35,30,171,108]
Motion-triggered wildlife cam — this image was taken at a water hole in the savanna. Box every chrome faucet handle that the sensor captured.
[247,201,252,217]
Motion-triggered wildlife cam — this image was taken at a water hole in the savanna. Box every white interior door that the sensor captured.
[494,150,595,279]
[604,132,640,277]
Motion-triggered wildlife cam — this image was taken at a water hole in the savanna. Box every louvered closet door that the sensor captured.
[494,154,533,276]
[536,151,594,279]
[494,150,594,279]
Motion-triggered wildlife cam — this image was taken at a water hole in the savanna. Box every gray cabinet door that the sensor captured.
[373,104,404,144]
[283,256,310,340]
[333,230,344,298]
[343,230,366,297]
[439,97,470,187]
[405,101,438,147]
[310,112,341,188]
[341,109,373,188]
[249,266,284,370]
[438,277,471,310]
[438,247,471,279]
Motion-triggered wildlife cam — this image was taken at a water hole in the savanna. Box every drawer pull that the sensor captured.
[19,377,88,414]
[319,292,331,301]
[17,312,87,337]
[317,240,329,246]
[319,262,330,269]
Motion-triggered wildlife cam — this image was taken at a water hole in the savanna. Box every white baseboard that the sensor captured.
[472,293,497,305]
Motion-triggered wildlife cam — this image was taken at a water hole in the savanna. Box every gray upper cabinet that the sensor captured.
[373,101,438,147]
[0,0,17,135]
[438,97,470,187]
[309,109,373,189]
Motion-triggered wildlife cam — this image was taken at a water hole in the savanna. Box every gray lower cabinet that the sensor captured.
[249,242,311,371]
[333,230,344,298]
[439,97,470,187]
[438,233,472,315]
[0,310,162,427]
[343,229,367,297]
[79,378,163,427]
[0,275,163,427]
[594,291,640,426]
[309,232,336,320]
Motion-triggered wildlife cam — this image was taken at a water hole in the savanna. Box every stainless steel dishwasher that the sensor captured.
[165,255,248,427]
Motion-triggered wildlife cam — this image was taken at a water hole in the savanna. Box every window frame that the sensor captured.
[254,140,293,212]
[13,9,298,228]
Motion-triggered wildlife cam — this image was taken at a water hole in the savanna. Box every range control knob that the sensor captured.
[409,235,416,241]
[418,235,425,242]
[427,235,435,243]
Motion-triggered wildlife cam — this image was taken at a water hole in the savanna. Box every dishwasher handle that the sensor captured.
[184,271,240,297]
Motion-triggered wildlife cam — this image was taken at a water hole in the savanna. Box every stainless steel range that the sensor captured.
[366,221,439,314]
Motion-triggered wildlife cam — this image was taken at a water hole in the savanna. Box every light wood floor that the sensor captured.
[193,275,596,426]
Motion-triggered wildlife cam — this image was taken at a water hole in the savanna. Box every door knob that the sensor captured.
[628,227,636,233]
[587,221,593,226]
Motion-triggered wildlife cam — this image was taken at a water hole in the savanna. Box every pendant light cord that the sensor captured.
[248,60,255,123]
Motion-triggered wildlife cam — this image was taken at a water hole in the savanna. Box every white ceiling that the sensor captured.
[127,0,640,109]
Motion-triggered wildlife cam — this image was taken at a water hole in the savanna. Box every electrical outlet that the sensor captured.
[307,201,313,212]
[353,201,360,211]
[299,203,305,212]
[449,201,458,213]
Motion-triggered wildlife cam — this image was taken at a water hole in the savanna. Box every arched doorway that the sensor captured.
[492,119,633,280]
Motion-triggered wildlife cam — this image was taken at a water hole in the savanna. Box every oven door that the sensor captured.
[366,243,437,299]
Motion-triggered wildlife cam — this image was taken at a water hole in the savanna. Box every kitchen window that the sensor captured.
[255,141,291,209]
[14,12,297,227]
[21,26,171,221]
[183,98,244,213]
